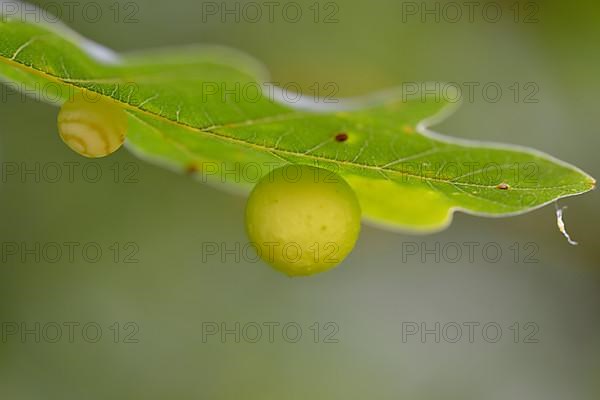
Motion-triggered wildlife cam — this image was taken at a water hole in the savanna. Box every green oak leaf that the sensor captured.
[0,15,595,233]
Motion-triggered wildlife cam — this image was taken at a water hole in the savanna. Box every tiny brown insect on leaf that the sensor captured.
[496,183,510,190]
[335,133,348,142]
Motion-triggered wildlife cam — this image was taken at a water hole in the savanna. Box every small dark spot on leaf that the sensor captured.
[496,183,510,190]
[335,133,348,142]
[402,125,415,134]
[186,164,199,175]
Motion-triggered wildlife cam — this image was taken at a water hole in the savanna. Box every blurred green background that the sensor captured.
[1,0,599,398]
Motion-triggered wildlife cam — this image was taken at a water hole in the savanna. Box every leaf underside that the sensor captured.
[0,17,595,232]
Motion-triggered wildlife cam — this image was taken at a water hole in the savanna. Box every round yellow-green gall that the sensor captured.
[58,92,127,158]
[245,165,361,276]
